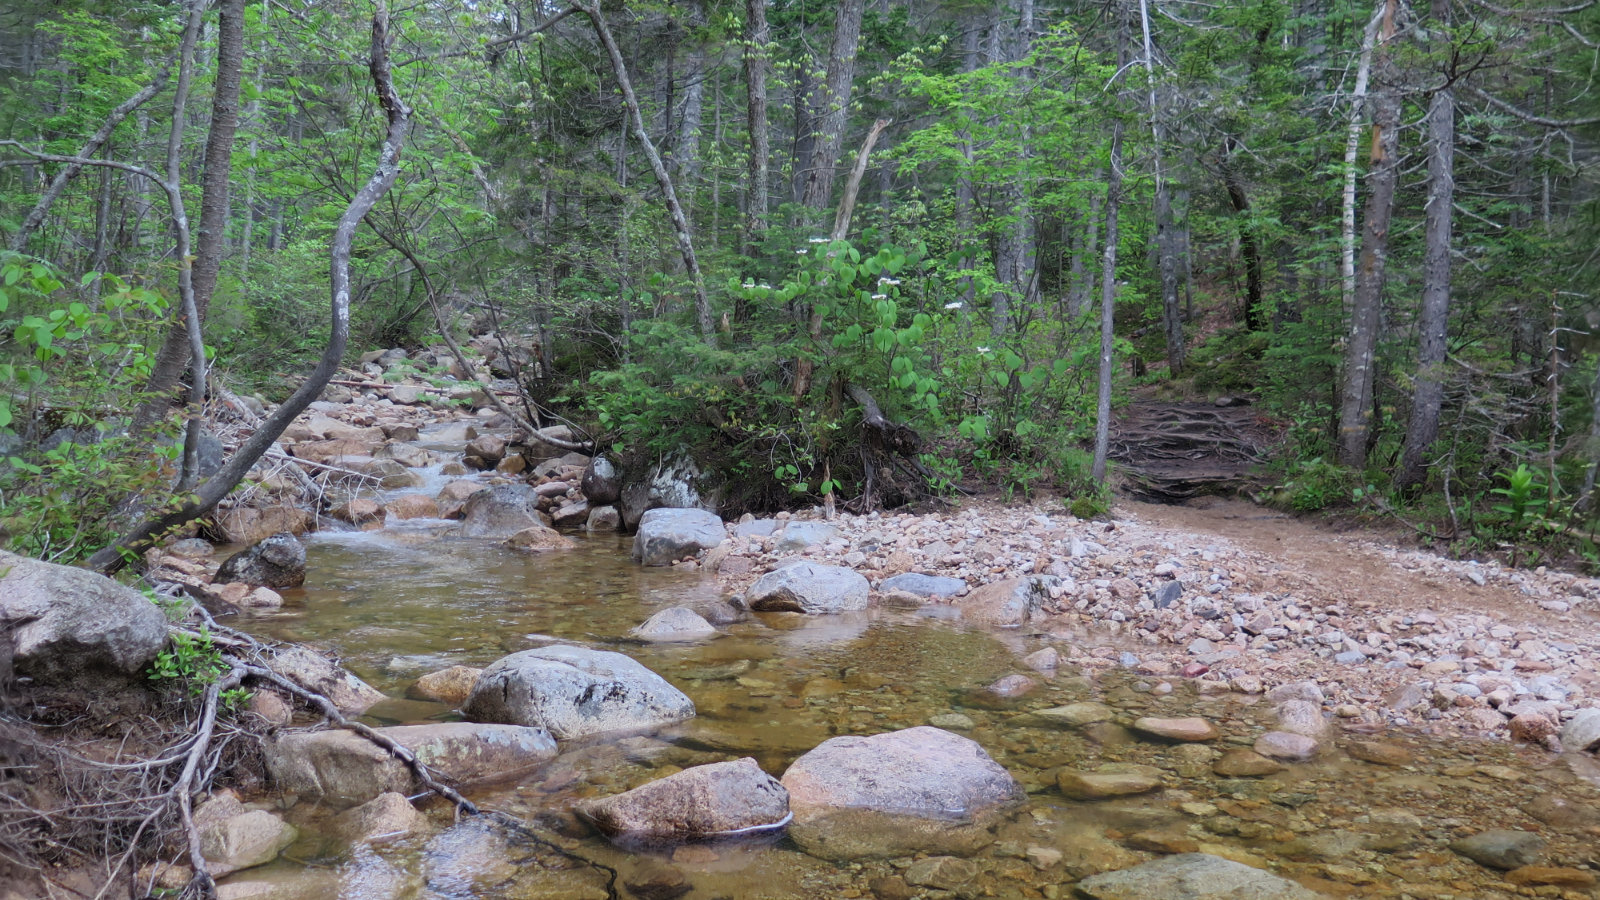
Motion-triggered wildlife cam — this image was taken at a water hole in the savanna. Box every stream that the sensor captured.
[219,441,1600,899]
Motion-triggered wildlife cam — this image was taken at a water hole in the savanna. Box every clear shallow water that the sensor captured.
[233,530,1600,900]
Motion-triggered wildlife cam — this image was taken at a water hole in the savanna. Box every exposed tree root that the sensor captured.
[1110,401,1285,502]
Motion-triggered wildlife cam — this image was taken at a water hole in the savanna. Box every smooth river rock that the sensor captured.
[1254,731,1320,761]
[632,607,717,642]
[1131,717,1220,742]
[406,665,483,705]
[1449,829,1547,870]
[1075,853,1326,899]
[1560,708,1600,753]
[0,549,169,687]
[195,792,298,877]
[462,645,695,739]
[576,757,790,840]
[632,507,726,566]
[1058,766,1164,800]
[1026,702,1116,728]
[458,484,546,538]
[264,722,556,809]
[1211,749,1284,777]
[780,726,1023,859]
[743,563,870,614]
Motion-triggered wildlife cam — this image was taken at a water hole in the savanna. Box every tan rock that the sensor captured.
[407,665,484,705]
[385,494,440,520]
[331,792,427,843]
[1057,768,1164,800]
[212,506,313,544]
[1505,866,1598,887]
[1346,740,1412,766]
[1212,749,1284,777]
[291,438,379,465]
[1130,716,1220,742]
[882,551,914,576]
[329,498,384,525]
[502,525,576,552]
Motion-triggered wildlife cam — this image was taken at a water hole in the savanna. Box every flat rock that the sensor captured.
[1449,829,1547,870]
[576,757,789,839]
[1131,717,1220,743]
[743,563,870,614]
[1058,768,1164,800]
[1505,866,1597,887]
[955,576,1060,627]
[775,522,839,552]
[1074,852,1326,899]
[212,505,313,544]
[0,549,169,687]
[462,645,695,740]
[632,607,717,642]
[1254,731,1320,761]
[1027,702,1116,728]
[264,722,556,809]
[384,494,439,520]
[1346,740,1413,766]
[502,524,576,552]
[879,573,967,598]
[781,726,1022,859]
[331,792,428,843]
[632,508,726,567]
[1211,749,1284,777]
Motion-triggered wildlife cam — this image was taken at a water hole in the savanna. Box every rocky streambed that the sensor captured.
[110,364,1600,899]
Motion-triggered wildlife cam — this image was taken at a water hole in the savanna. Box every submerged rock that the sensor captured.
[576,757,789,840]
[1131,717,1220,743]
[264,722,556,809]
[462,644,696,740]
[331,792,428,843]
[743,563,870,614]
[632,508,726,566]
[1449,829,1547,870]
[632,607,717,642]
[406,665,483,705]
[502,524,576,552]
[780,725,1022,859]
[1075,853,1325,899]
[215,532,306,589]
[0,549,168,687]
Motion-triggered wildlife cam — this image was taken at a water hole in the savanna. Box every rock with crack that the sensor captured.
[576,757,790,840]
[0,549,168,687]
[462,645,696,740]
[214,532,306,589]
[263,645,386,715]
[955,576,1061,627]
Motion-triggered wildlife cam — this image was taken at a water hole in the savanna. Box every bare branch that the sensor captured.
[1467,84,1600,127]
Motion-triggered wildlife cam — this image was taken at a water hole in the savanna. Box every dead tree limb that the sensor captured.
[86,2,411,574]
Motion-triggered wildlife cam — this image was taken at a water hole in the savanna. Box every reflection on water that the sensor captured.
[231,533,1600,899]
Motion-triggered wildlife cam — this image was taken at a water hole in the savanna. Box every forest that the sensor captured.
[2,0,1599,568]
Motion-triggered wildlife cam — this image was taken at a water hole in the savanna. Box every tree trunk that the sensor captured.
[88,2,411,574]
[1218,142,1264,331]
[797,0,867,214]
[134,0,247,438]
[742,0,770,255]
[1397,0,1455,488]
[992,0,1036,339]
[1138,0,1182,372]
[1336,0,1400,468]
[578,0,715,342]
[1092,122,1125,483]
[1341,1,1385,311]
[673,0,706,211]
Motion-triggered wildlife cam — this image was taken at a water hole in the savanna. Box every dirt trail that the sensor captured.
[1123,496,1598,630]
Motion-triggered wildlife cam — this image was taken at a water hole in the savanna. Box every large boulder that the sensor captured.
[618,453,716,531]
[458,484,545,539]
[743,563,870,614]
[1560,708,1600,753]
[263,722,557,809]
[462,645,695,740]
[1074,853,1326,899]
[631,508,726,567]
[211,505,313,545]
[576,757,790,840]
[0,549,168,687]
[264,645,386,715]
[581,455,622,505]
[780,726,1023,859]
[956,575,1061,627]
[215,532,306,589]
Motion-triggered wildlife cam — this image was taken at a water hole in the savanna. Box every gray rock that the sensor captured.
[775,522,839,553]
[264,722,556,809]
[0,549,168,686]
[462,645,695,740]
[581,455,622,504]
[195,793,297,877]
[331,792,428,843]
[551,499,591,530]
[1254,731,1319,760]
[781,726,1022,859]
[1075,853,1325,899]
[733,518,780,538]
[905,857,979,890]
[1266,681,1325,705]
[458,484,545,538]
[576,757,790,839]
[586,505,621,533]
[632,607,717,642]
[880,573,967,598]
[619,454,715,531]
[956,575,1061,627]
[743,563,870,614]
[215,532,306,589]
[1275,700,1329,738]
[632,508,725,566]
[1154,581,1182,608]
[1449,829,1546,870]
[264,645,386,715]
[1560,708,1600,753]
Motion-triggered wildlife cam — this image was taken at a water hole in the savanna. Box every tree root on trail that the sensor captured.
[1110,401,1284,502]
